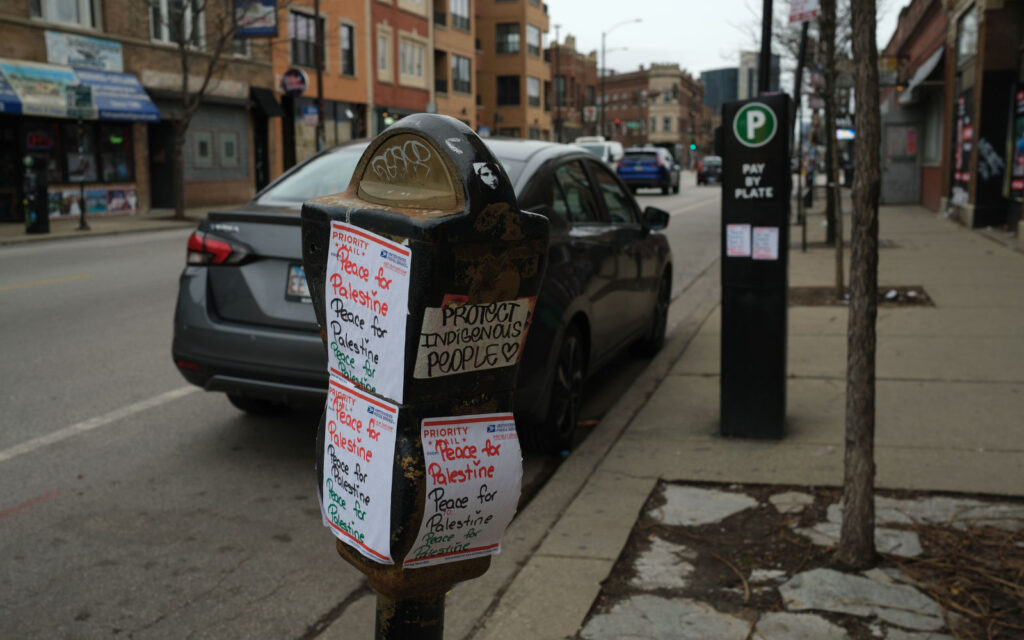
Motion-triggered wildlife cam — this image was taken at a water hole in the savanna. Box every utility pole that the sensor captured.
[758,0,774,93]
[554,24,561,143]
[315,0,325,151]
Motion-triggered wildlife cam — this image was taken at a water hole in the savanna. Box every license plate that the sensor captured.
[286,264,311,301]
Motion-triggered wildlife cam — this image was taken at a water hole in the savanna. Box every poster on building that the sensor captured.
[45,30,123,72]
[325,221,411,403]
[234,0,278,37]
[1007,84,1024,201]
[404,413,522,569]
[950,90,973,207]
[320,376,399,564]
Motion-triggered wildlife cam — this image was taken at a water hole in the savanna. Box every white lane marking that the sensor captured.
[0,386,199,464]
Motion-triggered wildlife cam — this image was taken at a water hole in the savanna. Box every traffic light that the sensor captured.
[689,143,697,151]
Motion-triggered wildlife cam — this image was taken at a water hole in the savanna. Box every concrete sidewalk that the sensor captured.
[0,206,239,245]
[468,202,1024,639]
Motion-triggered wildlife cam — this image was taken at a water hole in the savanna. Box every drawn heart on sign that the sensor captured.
[501,342,519,362]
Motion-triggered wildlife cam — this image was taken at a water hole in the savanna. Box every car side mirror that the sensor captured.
[642,206,670,231]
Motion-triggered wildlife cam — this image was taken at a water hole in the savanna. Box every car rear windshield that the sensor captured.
[578,144,607,157]
[702,156,722,166]
[624,152,659,162]
[259,148,364,204]
[257,144,527,205]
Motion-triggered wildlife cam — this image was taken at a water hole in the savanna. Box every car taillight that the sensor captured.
[186,230,247,265]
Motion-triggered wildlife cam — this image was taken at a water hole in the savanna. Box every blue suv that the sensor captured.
[616,146,681,195]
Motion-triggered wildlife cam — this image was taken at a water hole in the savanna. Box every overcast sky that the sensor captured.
[546,0,903,89]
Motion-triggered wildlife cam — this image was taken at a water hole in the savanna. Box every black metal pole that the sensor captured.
[315,0,325,151]
[375,593,445,640]
[758,0,773,94]
[76,118,89,231]
[794,21,809,251]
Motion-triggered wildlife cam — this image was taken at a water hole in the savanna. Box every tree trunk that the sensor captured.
[836,0,881,571]
[173,121,188,220]
[820,0,837,245]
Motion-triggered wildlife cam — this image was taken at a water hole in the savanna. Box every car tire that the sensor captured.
[635,273,670,357]
[673,180,680,194]
[522,325,586,454]
[630,185,638,194]
[228,393,288,415]
[661,181,670,195]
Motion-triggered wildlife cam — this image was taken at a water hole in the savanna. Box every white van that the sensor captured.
[574,136,624,167]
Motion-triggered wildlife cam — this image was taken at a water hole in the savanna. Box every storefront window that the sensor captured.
[63,122,99,182]
[99,124,134,182]
[25,122,63,183]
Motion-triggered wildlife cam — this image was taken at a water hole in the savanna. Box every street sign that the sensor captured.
[732,102,778,148]
[789,0,819,23]
[281,68,308,97]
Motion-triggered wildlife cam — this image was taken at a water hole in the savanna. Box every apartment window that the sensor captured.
[526,25,540,57]
[150,0,205,46]
[450,0,470,31]
[497,75,520,106]
[377,27,392,80]
[585,86,595,106]
[528,127,541,140]
[663,90,672,103]
[32,0,98,28]
[451,54,471,93]
[496,23,520,54]
[340,23,355,76]
[399,38,426,85]
[554,77,565,107]
[291,11,324,68]
[650,117,656,132]
[528,76,541,107]
[663,117,672,132]
[232,38,251,57]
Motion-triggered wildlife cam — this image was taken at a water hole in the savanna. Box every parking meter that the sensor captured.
[720,94,791,438]
[300,114,549,637]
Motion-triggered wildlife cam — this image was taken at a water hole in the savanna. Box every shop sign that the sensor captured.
[950,90,973,206]
[302,104,318,127]
[45,30,123,72]
[281,68,308,97]
[234,0,278,38]
[583,105,597,123]
[0,60,77,118]
[26,129,55,150]
[66,84,94,119]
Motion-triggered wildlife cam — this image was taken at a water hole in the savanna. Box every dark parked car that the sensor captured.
[697,155,722,185]
[616,146,681,195]
[173,138,672,453]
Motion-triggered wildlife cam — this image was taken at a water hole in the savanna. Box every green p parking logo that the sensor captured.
[733,103,777,148]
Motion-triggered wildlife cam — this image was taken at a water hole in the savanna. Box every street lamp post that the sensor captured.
[600,18,641,138]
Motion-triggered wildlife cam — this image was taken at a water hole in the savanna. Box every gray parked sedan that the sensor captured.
[173,137,672,452]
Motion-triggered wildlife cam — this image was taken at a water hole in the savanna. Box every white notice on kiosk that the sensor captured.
[404,413,522,568]
[726,224,752,257]
[325,221,411,403]
[752,226,780,260]
[321,376,399,564]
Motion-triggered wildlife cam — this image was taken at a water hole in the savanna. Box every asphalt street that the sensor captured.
[0,177,721,639]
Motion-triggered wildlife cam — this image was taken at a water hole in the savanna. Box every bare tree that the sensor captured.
[155,0,250,219]
[836,0,882,570]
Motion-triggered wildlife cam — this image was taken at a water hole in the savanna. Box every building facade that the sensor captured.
[475,0,551,139]
[0,0,276,221]
[737,51,780,99]
[272,0,370,174]
[601,63,711,167]
[548,34,597,142]
[432,0,475,127]
[370,0,430,135]
[941,0,1023,234]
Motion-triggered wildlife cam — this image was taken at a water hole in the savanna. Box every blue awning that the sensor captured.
[0,58,159,122]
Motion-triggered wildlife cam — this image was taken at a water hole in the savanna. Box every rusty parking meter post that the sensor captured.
[300,114,549,638]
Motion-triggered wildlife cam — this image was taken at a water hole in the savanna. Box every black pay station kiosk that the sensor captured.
[720,94,791,439]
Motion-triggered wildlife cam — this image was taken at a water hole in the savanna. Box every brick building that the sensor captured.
[0,0,277,221]
[432,0,475,127]
[547,34,597,142]
[475,0,551,139]
[273,0,370,173]
[601,63,711,167]
[370,0,430,135]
